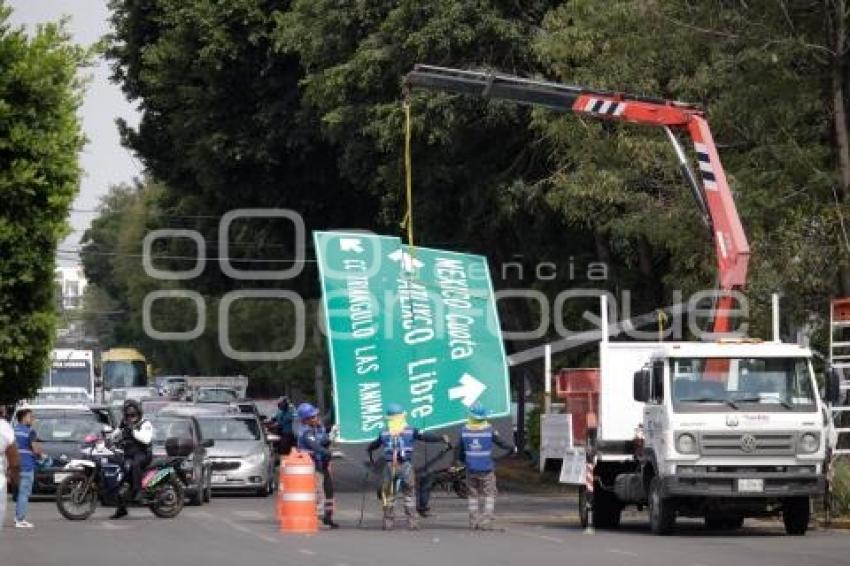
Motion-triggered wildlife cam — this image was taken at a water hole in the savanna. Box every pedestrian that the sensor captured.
[1,406,21,531]
[296,403,339,529]
[367,403,450,531]
[457,402,514,530]
[272,396,296,455]
[13,409,45,528]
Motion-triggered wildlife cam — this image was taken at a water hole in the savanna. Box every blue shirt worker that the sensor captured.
[457,402,514,530]
[14,408,45,528]
[296,403,339,529]
[366,403,450,531]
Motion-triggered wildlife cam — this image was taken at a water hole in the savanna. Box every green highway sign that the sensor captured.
[313,231,510,442]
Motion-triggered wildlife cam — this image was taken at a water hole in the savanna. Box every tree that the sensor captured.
[534,0,848,340]
[0,3,87,404]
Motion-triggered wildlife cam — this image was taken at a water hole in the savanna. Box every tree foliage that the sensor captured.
[0,2,87,403]
[91,0,850,385]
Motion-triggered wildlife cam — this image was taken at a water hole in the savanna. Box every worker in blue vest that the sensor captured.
[367,403,450,530]
[457,402,514,530]
[296,403,339,529]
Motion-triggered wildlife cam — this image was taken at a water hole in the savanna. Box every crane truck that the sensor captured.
[405,65,844,535]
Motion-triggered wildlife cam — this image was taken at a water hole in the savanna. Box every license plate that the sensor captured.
[212,474,227,484]
[53,473,71,484]
[737,478,764,492]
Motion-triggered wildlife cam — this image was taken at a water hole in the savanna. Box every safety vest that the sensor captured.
[380,427,415,463]
[298,424,329,468]
[14,423,35,471]
[461,425,495,473]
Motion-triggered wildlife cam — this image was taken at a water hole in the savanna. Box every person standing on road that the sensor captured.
[1,406,21,531]
[457,402,514,530]
[296,403,339,529]
[13,409,44,528]
[272,396,296,455]
[109,400,153,519]
[367,403,450,531]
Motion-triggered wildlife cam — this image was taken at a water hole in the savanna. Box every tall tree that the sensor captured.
[0,3,87,403]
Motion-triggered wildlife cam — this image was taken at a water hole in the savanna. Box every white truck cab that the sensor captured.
[585,340,840,536]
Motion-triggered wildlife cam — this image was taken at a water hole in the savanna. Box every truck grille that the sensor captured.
[699,431,795,456]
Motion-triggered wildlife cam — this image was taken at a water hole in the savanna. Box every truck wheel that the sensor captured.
[648,477,675,535]
[782,497,810,536]
[592,487,622,529]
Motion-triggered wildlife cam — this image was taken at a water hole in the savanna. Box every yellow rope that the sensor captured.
[401,100,414,249]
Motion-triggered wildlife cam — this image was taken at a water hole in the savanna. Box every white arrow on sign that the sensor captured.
[448,373,486,407]
[387,249,424,273]
[340,238,364,253]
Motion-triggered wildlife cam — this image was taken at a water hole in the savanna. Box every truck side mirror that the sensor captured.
[826,368,843,404]
[633,369,650,403]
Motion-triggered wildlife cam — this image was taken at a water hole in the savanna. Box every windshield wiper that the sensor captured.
[734,395,794,410]
[679,397,740,410]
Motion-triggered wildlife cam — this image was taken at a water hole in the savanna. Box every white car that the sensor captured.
[109,387,159,405]
[31,386,92,404]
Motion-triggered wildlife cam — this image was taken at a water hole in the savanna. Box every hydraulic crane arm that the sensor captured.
[405,65,751,333]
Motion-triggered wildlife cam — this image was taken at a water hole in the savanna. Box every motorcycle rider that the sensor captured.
[367,403,450,531]
[296,403,339,529]
[109,399,153,519]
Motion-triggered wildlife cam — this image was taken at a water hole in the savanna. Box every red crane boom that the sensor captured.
[405,65,750,333]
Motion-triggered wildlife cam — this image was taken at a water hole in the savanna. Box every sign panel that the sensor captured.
[314,231,510,442]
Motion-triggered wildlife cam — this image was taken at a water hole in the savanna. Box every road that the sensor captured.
[4,458,849,566]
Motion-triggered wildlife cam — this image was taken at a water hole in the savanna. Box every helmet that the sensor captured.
[123,399,143,419]
[469,402,489,420]
[297,403,319,421]
[385,403,405,417]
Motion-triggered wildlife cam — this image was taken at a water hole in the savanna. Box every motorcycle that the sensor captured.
[56,428,189,520]
[429,462,469,499]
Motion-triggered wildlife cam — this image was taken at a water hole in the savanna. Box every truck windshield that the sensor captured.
[49,364,93,393]
[671,357,817,412]
[103,361,147,389]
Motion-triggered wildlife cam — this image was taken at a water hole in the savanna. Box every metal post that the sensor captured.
[544,344,552,415]
[772,293,781,343]
[600,294,609,343]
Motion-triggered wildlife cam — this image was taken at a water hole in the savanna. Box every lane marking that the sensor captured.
[608,549,639,557]
[299,549,317,556]
[219,517,278,544]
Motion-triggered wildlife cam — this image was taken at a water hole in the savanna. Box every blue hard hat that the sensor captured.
[469,402,489,420]
[385,403,404,416]
[297,403,319,421]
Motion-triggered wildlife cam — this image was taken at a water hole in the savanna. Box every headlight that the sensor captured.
[798,432,819,454]
[676,432,698,454]
[245,452,266,466]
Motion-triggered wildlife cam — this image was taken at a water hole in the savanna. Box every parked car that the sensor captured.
[195,414,276,496]
[149,414,214,506]
[12,404,111,494]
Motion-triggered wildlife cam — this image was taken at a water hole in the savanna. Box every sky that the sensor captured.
[8,0,143,264]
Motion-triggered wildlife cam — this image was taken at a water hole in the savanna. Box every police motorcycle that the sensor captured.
[56,426,191,520]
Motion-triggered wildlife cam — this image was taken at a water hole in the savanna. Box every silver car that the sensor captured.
[195,414,276,497]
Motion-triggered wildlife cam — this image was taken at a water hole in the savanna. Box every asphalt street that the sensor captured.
[4,454,850,566]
